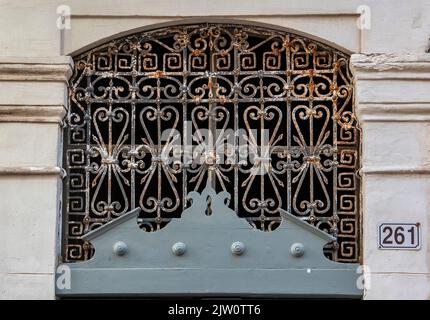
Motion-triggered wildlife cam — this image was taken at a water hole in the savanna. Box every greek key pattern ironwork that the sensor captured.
[64,23,361,263]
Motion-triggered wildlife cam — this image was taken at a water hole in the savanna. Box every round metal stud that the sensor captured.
[231,241,246,255]
[172,242,187,256]
[113,241,128,256]
[290,243,305,257]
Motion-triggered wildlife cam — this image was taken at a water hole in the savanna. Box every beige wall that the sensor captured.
[0,56,71,299]
[1,0,430,56]
[0,0,429,299]
[352,53,430,299]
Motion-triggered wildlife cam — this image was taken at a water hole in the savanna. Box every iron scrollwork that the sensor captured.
[64,23,361,263]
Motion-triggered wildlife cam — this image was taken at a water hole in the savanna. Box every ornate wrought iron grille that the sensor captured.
[63,23,361,263]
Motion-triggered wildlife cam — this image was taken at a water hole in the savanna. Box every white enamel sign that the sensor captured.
[378,223,421,250]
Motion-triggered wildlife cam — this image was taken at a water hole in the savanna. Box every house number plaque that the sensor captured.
[378,223,421,250]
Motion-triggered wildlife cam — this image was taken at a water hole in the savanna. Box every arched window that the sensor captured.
[63,22,360,263]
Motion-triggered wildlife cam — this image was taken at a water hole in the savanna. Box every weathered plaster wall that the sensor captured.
[351,54,430,299]
[1,0,430,56]
[0,56,72,299]
[0,0,430,299]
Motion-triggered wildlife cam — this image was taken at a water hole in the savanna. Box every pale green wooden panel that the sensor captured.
[56,187,362,298]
